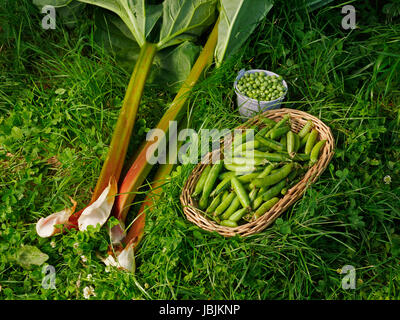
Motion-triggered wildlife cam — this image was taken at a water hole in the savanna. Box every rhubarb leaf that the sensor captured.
[94,12,142,70]
[214,0,273,66]
[157,0,217,49]
[153,41,202,92]
[78,0,162,47]
[95,12,201,92]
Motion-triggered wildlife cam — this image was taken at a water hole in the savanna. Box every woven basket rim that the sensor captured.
[180,108,335,237]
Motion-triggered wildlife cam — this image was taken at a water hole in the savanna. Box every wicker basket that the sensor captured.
[180,108,335,237]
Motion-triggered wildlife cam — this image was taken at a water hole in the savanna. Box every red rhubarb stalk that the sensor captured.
[66,43,157,229]
[114,21,219,223]
[91,42,157,203]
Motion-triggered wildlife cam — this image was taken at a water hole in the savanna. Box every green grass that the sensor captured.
[0,0,399,300]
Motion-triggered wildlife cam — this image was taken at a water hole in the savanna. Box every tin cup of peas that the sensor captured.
[234,69,288,119]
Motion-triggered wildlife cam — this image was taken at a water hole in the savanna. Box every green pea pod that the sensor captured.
[293,133,300,153]
[230,170,262,178]
[269,126,290,140]
[221,190,230,201]
[253,197,280,220]
[256,136,284,152]
[203,162,224,199]
[238,172,262,183]
[228,207,248,222]
[304,129,319,155]
[231,156,267,167]
[268,114,290,135]
[249,188,258,201]
[220,220,238,228]
[220,170,262,181]
[258,163,277,178]
[287,131,295,155]
[270,169,279,175]
[210,176,231,197]
[257,145,272,152]
[300,132,310,149]
[261,179,286,201]
[298,120,314,138]
[224,162,258,173]
[219,171,236,181]
[227,139,261,158]
[252,187,266,209]
[198,195,208,210]
[215,192,235,216]
[260,116,277,127]
[192,165,211,198]
[280,135,287,149]
[250,163,278,189]
[252,163,293,188]
[239,139,261,151]
[249,164,278,188]
[221,196,241,220]
[252,195,264,210]
[310,139,326,164]
[206,193,222,214]
[241,150,290,162]
[255,125,271,138]
[231,177,251,209]
[291,153,310,162]
[265,114,290,138]
[230,129,256,152]
[241,149,273,158]
[257,187,266,195]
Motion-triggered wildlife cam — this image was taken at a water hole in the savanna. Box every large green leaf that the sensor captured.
[95,12,201,92]
[78,0,162,46]
[214,0,273,67]
[157,0,217,49]
[153,41,202,92]
[11,246,49,269]
[94,11,141,70]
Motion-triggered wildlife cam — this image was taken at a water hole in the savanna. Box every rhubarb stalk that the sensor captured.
[91,42,157,203]
[122,144,180,249]
[114,21,219,225]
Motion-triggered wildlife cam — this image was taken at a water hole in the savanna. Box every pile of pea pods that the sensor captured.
[192,115,326,227]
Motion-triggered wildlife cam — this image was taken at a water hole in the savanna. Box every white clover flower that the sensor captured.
[81,255,87,263]
[76,274,81,288]
[87,274,93,281]
[50,241,56,248]
[73,242,79,249]
[83,286,96,299]
[384,175,392,184]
